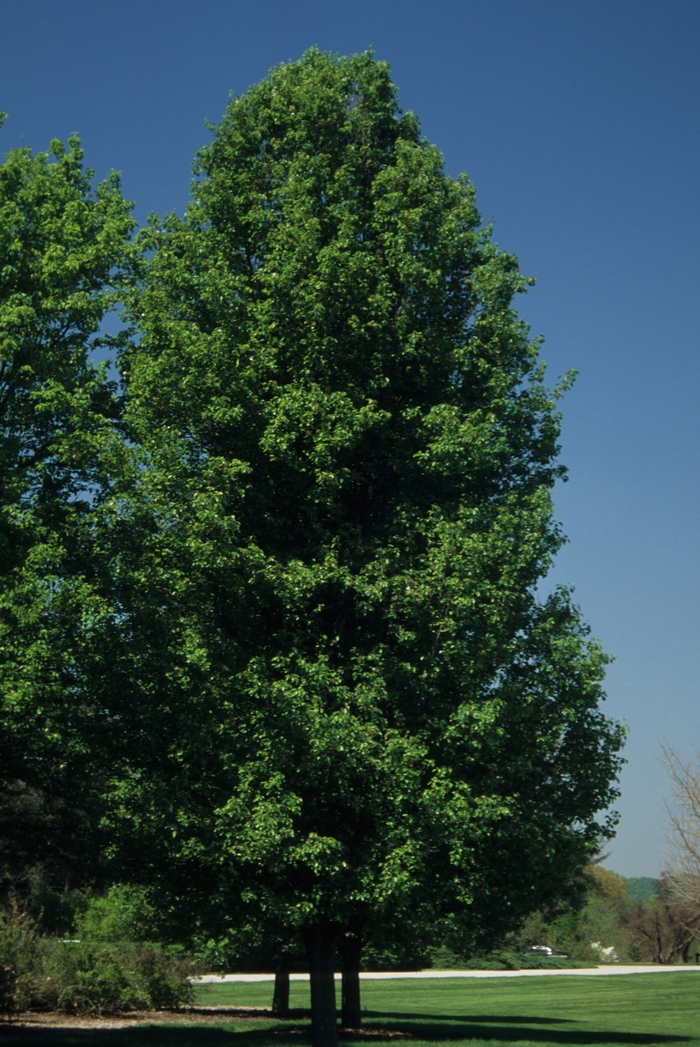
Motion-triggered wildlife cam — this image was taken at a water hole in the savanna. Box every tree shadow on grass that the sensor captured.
[0,1019,692,1047]
[348,1019,692,1046]
[364,1012,572,1024]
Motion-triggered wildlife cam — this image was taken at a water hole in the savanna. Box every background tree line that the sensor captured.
[0,51,629,1044]
[513,867,700,967]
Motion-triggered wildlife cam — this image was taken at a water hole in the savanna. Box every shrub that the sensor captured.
[75,885,160,943]
[514,952,586,969]
[0,902,197,1014]
[39,940,196,1013]
[0,903,42,1012]
[427,943,587,971]
[429,945,466,970]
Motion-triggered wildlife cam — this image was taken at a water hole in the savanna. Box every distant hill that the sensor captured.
[624,877,657,902]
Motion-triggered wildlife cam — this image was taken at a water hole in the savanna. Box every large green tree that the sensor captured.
[100,51,623,1047]
[0,115,134,898]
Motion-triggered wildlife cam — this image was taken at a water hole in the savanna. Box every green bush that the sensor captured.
[427,943,586,971]
[514,952,586,969]
[0,902,197,1014]
[429,945,468,970]
[39,940,195,1013]
[75,885,160,943]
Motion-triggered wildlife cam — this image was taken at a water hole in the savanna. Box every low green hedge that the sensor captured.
[429,945,590,971]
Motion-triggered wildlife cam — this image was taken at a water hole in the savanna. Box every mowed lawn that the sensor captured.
[4,973,700,1046]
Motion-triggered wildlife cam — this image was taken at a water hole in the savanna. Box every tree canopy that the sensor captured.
[83,49,628,1047]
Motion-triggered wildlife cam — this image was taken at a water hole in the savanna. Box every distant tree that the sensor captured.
[622,877,700,964]
[658,743,700,948]
[512,863,635,963]
[515,863,698,966]
[662,744,700,898]
[623,877,658,904]
[0,114,134,901]
[97,50,624,1047]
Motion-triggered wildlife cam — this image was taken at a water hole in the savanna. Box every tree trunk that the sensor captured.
[303,920,340,1047]
[272,956,291,1016]
[338,930,362,1029]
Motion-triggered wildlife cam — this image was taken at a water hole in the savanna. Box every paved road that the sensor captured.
[196,966,700,983]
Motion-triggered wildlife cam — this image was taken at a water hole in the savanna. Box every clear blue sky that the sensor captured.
[2,0,698,878]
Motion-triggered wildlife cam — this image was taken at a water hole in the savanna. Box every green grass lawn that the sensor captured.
[4,973,700,1046]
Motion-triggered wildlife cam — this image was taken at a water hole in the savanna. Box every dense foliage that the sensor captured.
[93,49,624,1044]
[0,113,134,903]
[0,901,195,1015]
[0,52,626,1039]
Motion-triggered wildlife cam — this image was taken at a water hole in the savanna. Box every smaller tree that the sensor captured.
[659,743,700,948]
[0,114,134,902]
[662,743,700,897]
[622,877,699,965]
